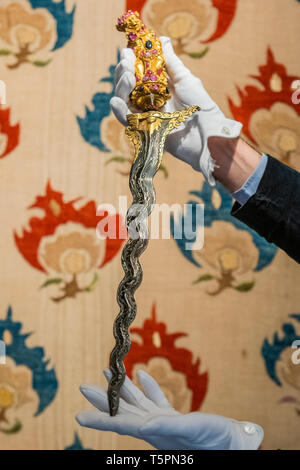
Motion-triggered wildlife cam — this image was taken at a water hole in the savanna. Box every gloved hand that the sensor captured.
[111,36,242,186]
[76,369,263,450]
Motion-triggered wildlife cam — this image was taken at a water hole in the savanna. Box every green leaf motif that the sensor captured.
[40,278,63,289]
[159,164,169,179]
[192,273,214,284]
[83,272,99,292]
[234,281,255,292]
[186,47,209,59]
[0,49,12,56]
[32,59,52,67]
[0,419,22,435]
[105,155,131,166]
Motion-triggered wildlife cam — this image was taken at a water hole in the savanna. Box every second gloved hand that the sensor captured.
[111,36,242,186]
[76,369,263,450]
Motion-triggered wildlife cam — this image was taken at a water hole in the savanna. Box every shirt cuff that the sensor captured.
[232,153,268,206]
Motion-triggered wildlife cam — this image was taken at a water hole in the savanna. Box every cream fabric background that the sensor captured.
[0,0,299,449]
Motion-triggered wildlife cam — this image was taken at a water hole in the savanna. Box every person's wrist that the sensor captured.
[208,137,261,193]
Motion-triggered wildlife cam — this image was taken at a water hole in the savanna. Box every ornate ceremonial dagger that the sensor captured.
[108,10,199,416]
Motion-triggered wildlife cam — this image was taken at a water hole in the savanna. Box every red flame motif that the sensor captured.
[202,0,238,44]
[126,0,237,44]
[124,304,208,411]
[0,107,20,159]
[229,47,300,144]
[14,181,125,273]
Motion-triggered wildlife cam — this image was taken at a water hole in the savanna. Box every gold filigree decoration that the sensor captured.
[126,106,200,169]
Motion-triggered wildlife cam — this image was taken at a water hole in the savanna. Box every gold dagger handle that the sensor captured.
[116,10,171,112]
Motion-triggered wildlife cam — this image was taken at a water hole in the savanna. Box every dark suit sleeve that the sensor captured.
[231,155,300,263]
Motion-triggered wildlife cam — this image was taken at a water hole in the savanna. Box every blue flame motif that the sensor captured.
[77,51,120,152]
[28,0,76,50]
[262,314,300,386]
[170,181,278,271]
[65,432,91,450]
[0,306,58,416]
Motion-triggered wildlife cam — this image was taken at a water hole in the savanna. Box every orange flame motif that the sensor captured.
[124,304,208,411]
[0,107,20,159]
[15,182,125,272]
[14,183,126,303]
[229,48,300,144]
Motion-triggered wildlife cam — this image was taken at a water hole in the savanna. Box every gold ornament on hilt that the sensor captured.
[108,10,199,416]
[116,9,171,111]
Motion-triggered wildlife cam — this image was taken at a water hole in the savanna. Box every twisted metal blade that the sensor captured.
[108,107,199,416]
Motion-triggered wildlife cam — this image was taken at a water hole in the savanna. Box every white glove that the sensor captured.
[76,369,263,450]
[111,36,242,186]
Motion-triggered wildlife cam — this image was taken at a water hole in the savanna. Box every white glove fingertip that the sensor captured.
[76,409,107,429]
[79,383,101,396]
[120,47,136,63]
[76,411,91,427]
[159,36,191,83]
[79,384,110,413]
[76,412,86,427]
[137,370,173,409]
[159,36,172,48]
[79,384,92,397]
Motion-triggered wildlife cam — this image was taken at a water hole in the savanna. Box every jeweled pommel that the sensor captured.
[116,10,171,112]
